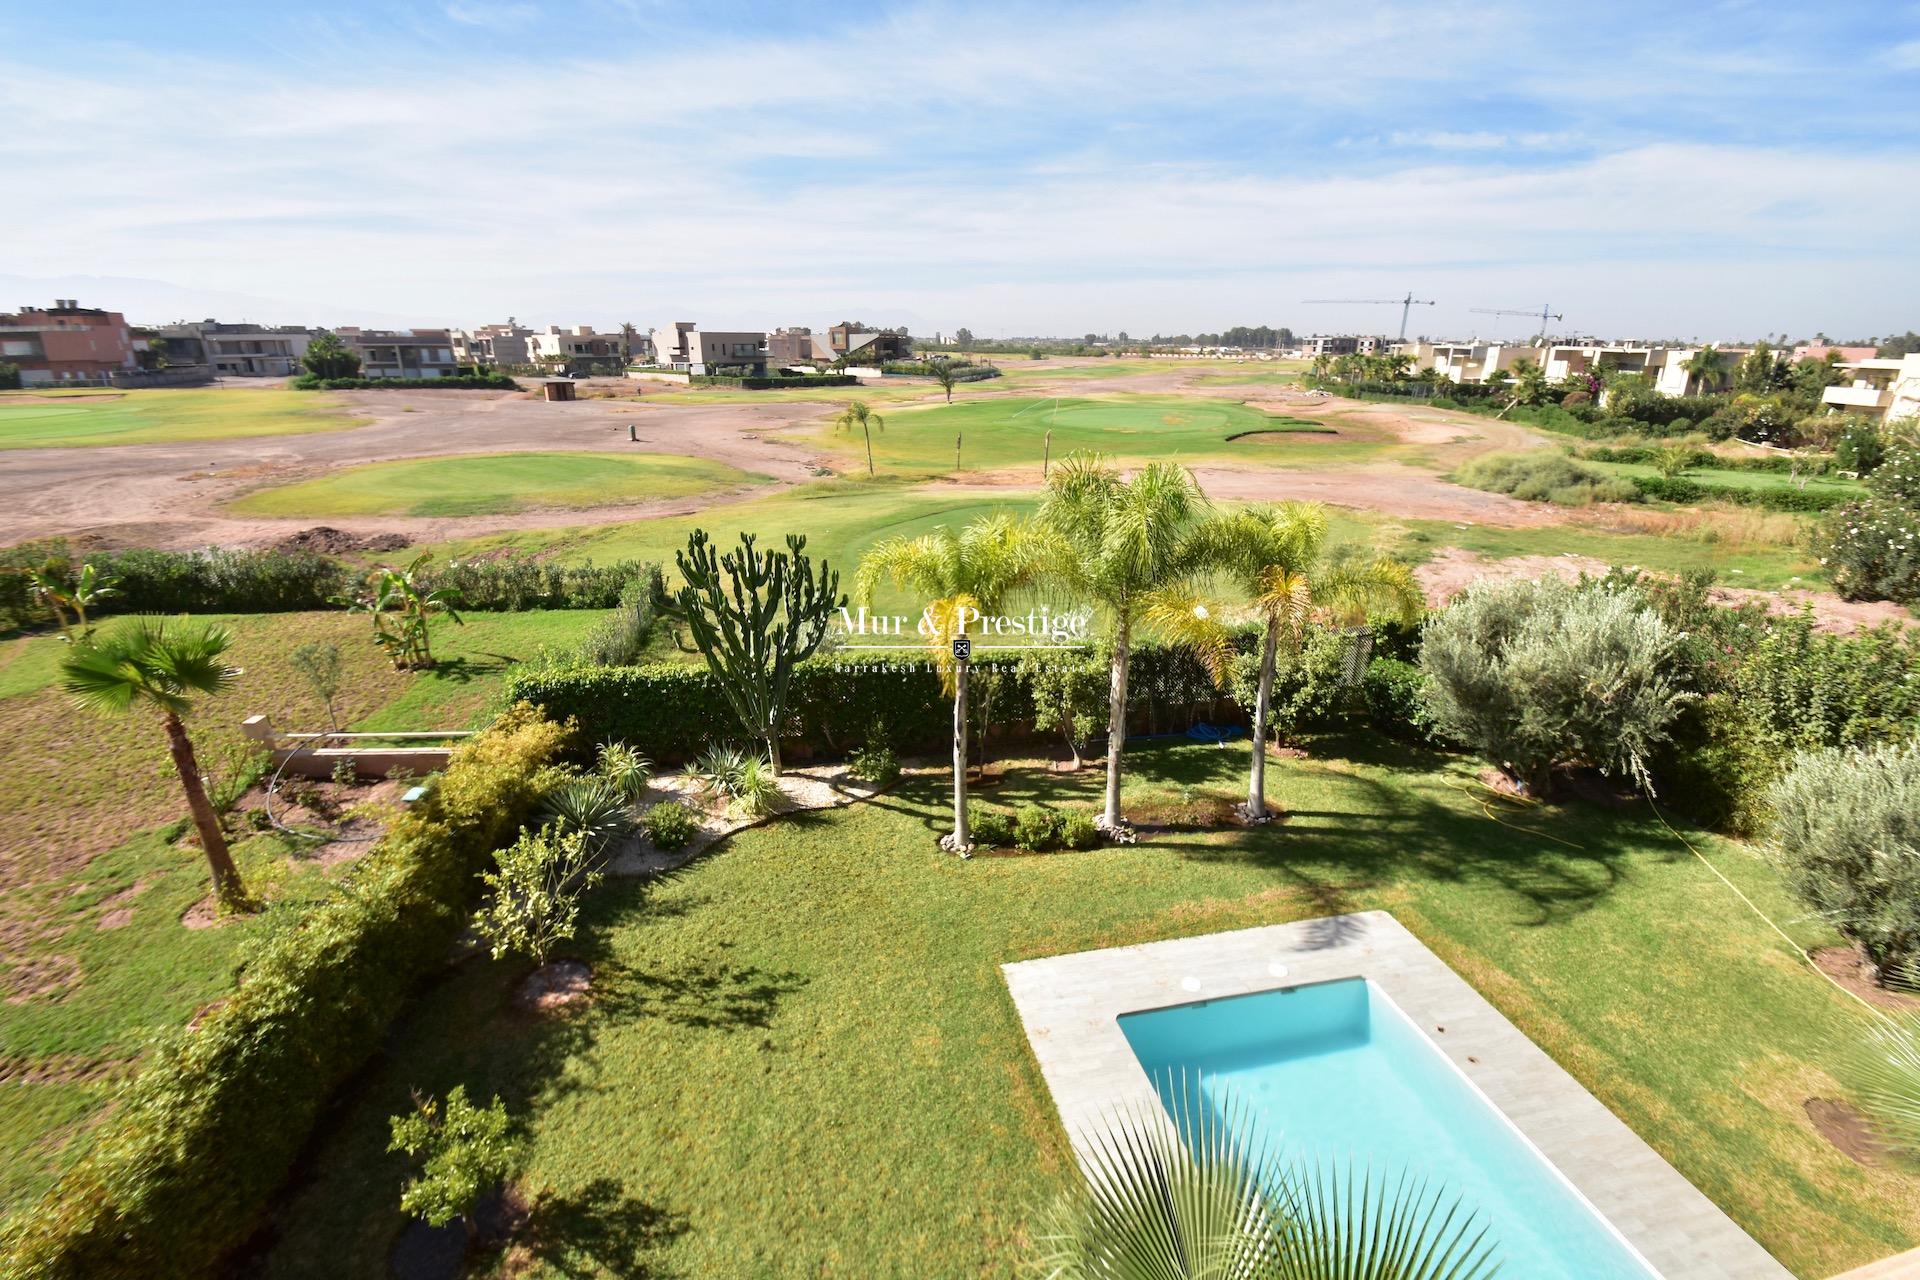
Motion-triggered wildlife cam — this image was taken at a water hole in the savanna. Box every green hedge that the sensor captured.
[291,372,520,390]
[0,708,570,1279]
[506,641,1237,763]
[1630,474,1848,512]
[688,374,860,389]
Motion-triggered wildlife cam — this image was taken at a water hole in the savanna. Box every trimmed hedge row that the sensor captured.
[1629,474,1849,512]
[506,641,1236,763]
[291,373,520,390]
[0,707,571,1279]
[1580,444,1839,476]
[689,374,860,389]
[0,541,658,629]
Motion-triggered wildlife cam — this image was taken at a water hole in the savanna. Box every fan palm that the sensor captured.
[855,513,1050,850]
[1190,504,1421,821]
[1039,455,1216,833]
[833,399,885,477]
[1033,1077,1500,1279]
[60,617,247,907]
[930,359,959,403]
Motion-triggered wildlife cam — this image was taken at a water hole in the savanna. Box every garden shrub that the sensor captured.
[1359,657,1440,743]
[388,1086,518,1231]
[641,800,698,851]
[0,705,568,1279]
[472,825,601,962]
[1058,809,1100,850]
[688,374,859,389]
[1837,419,1887,475]
[1769,742,1920,973]
[1226,627,1355,743]
[541,774,632,855]
[1632,474,1849,512]
[967,802,1013,847]
[1014,803,1063,851]
[1817,441,1920,605]
[426,558,658,612]
[849,738,901,786]
[1453,451,1640,506]
[1420,577,1690,795]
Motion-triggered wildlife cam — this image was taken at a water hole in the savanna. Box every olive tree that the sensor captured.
[1419,577,1691,796]
[1769,741,1920,975]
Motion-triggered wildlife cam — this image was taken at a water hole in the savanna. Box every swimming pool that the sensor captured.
[1119,977,1661,1279]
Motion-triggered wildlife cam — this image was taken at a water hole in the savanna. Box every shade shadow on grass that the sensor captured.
[516,1176,688,1279]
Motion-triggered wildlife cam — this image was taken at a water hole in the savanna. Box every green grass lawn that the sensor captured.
[0,387,366,449]
[811,395,1372,476]
[228,452,764,519]
[0,607,594,1214]
[252,736,1917,1279]
[1587,460,1864,497]
[1393,516,1825,590]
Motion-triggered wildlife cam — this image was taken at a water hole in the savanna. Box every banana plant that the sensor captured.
[334,553,463,670]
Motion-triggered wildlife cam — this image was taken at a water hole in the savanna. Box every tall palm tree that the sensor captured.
[1040,455,1215,834]
[1191,503,1421,821]
[61,617,247,907]
[618,321,638,365]
[833,399,885,477]
[1682,345,1725,395]
[855,514,1049,851]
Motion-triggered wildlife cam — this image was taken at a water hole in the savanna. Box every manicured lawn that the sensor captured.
[228,452,765,518]
[0,387,366,449]
[258,737,1914,1280]
[1396,515,1826,590]
[810,395,1374,476]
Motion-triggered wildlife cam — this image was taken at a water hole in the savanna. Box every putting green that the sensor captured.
[0,388,365,449]
[228,452,764,519]
[815,395,1373,474]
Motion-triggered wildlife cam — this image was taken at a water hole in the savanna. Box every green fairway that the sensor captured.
[254,738,1918,1280]
[813,395,1375,475]
[228,452,764,518]
[0,387,365,449]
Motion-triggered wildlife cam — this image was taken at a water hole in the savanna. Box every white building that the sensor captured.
[451,321,535,367]
[525,325,634,371]
[1822,354,1920,423]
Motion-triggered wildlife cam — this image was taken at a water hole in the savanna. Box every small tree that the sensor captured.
[472,825,602,963]
[1769,741,1920,975]
[674,530,842,774]
[61,617,248,906]
[290,640,344,730]
[1019,648,1106,770]
[387,1086,517,1241]
[1420,577,1691,797]
[1651,441,1697,479]
[15,557,114,642]
[833,400,885,476]
[301,329,361,380]
[930,359,958,403]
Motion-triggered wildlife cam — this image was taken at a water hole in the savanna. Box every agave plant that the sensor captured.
[692,744,782,816]
[1032,1077,1500,1280]
[596,740,653,807]
[540,775,632,859]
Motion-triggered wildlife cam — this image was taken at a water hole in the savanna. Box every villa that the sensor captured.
[1821,353,1920,422]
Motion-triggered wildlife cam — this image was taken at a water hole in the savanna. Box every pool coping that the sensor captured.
[1001,910,1793,1280]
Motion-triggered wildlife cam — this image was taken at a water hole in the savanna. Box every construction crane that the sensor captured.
[1469,304,1563,339]
[1301,292,1436,342]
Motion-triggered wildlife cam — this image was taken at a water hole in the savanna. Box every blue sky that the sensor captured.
[4,0,1917,340]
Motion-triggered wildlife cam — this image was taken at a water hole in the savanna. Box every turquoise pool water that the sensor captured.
[1119,978,1660,1279]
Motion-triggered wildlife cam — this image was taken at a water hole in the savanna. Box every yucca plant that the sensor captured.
[540,775,632,859]
[692,744,782,816]
[1032,1078,1500,1280]
[693,743,752,802]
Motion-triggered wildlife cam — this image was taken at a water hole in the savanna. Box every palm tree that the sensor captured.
[1192,503,1420,822]
[1682,345,1725,395]
[61,617,247,907]
[618,321,638,365]
[855,514,1049,851]
[15,558,115,642]
[1033,1078,1499,1279]
[930,359,958,403]
[833,399,885,477]
[1040,455,1215,834]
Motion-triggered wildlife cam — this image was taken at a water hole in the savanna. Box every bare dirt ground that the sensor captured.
[0,389,838,550]
[1416,547,1912,633]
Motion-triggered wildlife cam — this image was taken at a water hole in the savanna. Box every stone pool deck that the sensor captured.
[1002,909,1794,1280]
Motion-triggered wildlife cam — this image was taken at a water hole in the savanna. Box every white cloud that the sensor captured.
[442,2,541,27]
[1888,38,1920,69]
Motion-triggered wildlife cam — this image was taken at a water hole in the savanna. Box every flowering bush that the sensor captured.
[1818,442,1920,605]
